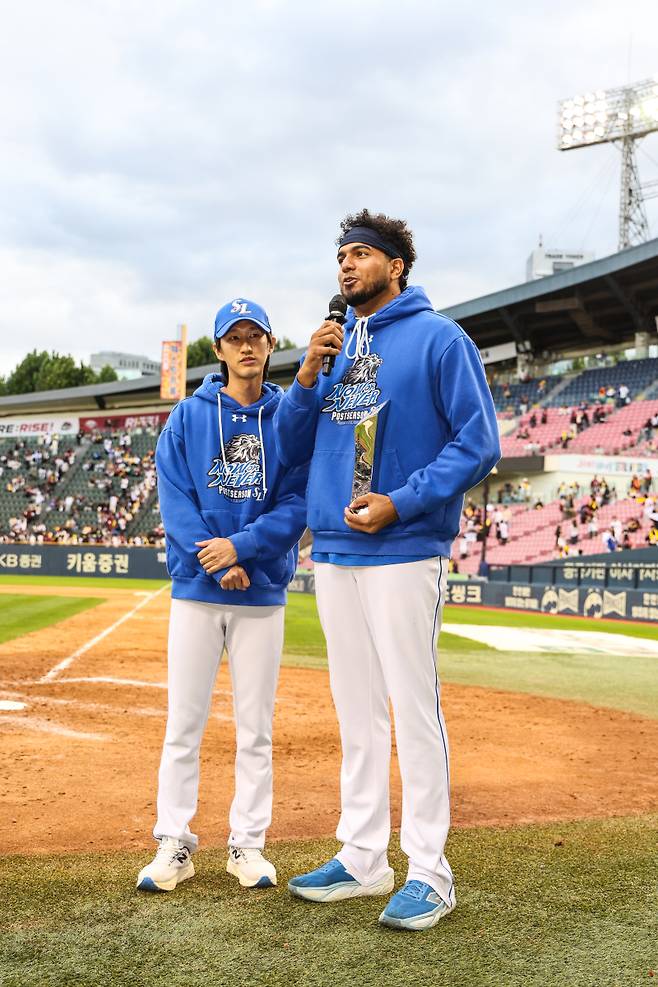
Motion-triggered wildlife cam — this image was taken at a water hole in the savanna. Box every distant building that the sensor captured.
[90,351,161,381]
[526,247,595,281]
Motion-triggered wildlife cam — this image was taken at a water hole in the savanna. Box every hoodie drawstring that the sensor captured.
[345,316,371,361]
[217,393,228,469]
[257,405,267,499]
[218,391,267,500]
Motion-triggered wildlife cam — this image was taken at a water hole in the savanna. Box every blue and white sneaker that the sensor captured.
[378,880,456,930]
[288,858,394,903]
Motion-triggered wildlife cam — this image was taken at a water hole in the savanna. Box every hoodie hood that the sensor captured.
[192,374,282,418]
[342,286,435,362]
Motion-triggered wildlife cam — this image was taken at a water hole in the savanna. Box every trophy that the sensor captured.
[351,400,390,505]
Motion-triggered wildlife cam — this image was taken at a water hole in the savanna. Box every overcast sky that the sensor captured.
[1,0,658,376]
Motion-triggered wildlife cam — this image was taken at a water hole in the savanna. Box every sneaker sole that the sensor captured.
[288,870,395,903]
[378,900,455,931]
[136,861,195,893]
[226,857,277,889]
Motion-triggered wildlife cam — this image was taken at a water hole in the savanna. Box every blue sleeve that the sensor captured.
[388,337,501,522]
[227,464,309,563]
[155,426,229,583]
[273,377,320,468]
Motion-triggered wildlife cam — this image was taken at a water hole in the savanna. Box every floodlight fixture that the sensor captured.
[557,77,658,249]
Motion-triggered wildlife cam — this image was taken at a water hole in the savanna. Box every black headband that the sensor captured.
[338,226,402,260]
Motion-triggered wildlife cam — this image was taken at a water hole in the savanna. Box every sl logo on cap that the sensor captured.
[230,300,251,315]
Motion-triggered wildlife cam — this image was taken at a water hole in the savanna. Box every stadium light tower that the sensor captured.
[557,77,658,249]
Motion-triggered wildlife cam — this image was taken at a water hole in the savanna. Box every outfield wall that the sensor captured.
[490,554,658,590]
[0,544,168,579]
[444,579,658,622]
[3,546,657,623]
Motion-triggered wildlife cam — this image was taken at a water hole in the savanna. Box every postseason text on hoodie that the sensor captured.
[156,375,308,605]
[274,286,501,562]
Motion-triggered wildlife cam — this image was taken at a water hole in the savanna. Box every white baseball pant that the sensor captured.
[314,556,454,904]
[154,597,284,852]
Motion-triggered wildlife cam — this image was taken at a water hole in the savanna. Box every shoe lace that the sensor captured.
[231,847,262,863]
[401,880,429,900]
[157,838,188,865]
[316,858,341,874]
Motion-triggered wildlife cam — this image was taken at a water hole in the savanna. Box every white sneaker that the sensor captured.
[226,846,277,888]
[136,837,195,892]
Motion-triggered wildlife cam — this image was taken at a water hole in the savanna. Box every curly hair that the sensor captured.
[337,208,416,291]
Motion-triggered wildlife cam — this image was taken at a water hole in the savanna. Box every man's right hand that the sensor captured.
[220,565,251,590]
[297,320,345,388]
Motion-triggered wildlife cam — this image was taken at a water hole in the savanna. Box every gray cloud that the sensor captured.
[1,0,657,375]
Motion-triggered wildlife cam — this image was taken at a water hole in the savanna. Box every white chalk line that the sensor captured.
[38,584,170,684]
[0,714,109,741]
[52,676,289,704]
[59,676,168,690]
[0,689,233,724]
[48,676,235,698]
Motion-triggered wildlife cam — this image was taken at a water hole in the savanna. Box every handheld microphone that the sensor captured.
[322,294,347,376]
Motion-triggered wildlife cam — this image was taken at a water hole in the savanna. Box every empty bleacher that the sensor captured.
[489,376,562,414]
[543,358,658,407]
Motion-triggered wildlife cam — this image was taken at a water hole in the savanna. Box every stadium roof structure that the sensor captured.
[2,238,658,417]
[441,237,658,356]
[0,347,305,415]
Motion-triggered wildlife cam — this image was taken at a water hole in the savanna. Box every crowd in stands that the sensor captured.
[1,435,76,494]
[500,393,658,458]
[453,470,658,573]
[0,427,164,546]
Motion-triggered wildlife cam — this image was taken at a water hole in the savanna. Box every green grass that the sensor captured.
[439,647,658,720]
[3,816,656,987]
[282,595,658,718]
[0,575,169,590]
[0,594,104,645]
[283,594,328,667]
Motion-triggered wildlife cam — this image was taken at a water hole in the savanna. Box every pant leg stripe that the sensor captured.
[430,556,450,788]
[431,556,454,901]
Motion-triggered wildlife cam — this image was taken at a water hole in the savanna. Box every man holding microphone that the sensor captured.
[275,209,500,931]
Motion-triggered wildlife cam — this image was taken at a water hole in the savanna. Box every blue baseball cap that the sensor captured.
[214,298,272,340]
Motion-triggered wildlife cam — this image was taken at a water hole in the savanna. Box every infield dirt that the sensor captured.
[1,585,656,855]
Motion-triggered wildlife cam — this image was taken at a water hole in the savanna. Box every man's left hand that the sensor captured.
[343,493,399,534]
[195,537,238,574]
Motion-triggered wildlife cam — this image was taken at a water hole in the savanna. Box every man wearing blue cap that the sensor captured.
[137,299,308,894]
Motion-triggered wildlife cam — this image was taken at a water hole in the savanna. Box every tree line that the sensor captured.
[0,336,299,396]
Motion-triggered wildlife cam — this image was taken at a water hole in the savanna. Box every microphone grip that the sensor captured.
[322,310,346,377]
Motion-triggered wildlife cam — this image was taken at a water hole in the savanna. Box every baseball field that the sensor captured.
[1,575,656,987]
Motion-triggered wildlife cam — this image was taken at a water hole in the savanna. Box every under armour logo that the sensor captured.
[232,414,247,422]
[369,334,374,343]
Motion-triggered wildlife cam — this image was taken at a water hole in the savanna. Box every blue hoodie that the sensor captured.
[274,286,501,562]
[156,375,308,605]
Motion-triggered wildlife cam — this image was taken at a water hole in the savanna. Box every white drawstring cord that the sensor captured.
[217,393,228,468]
[218,388,267,498]
[257,405,267,498]
[345,316,371,361]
